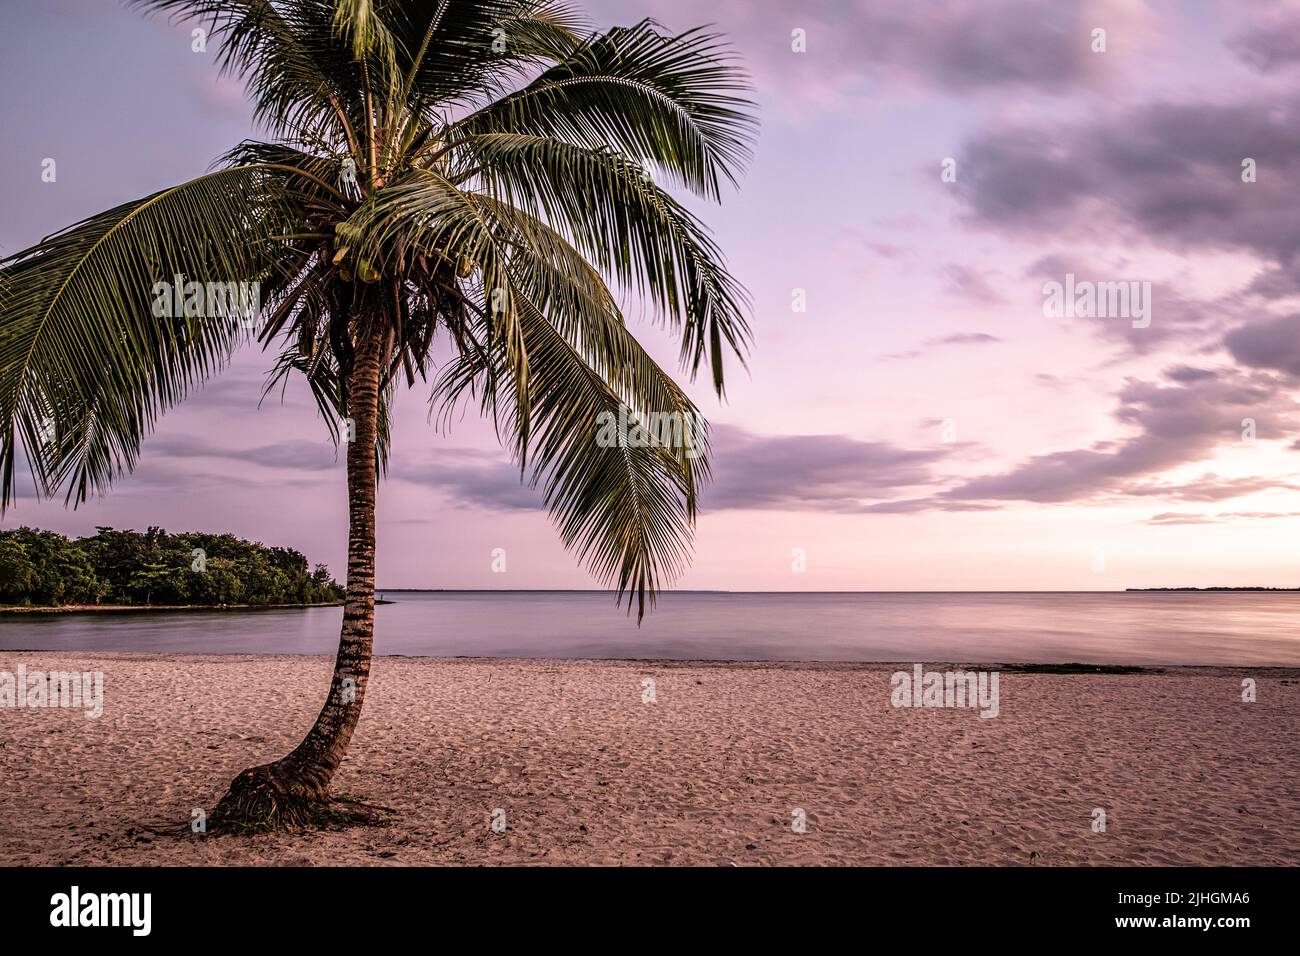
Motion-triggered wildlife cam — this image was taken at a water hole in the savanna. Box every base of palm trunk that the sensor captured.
[210,760,392,833]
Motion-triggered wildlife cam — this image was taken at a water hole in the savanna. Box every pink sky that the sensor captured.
[3,0,1300,591]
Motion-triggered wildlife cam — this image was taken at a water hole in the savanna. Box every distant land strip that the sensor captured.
[1125,587,1300,592]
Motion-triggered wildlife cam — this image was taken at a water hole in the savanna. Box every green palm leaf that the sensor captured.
[0,164,325,509]
[454,19,756,199]
[454,131,751,393]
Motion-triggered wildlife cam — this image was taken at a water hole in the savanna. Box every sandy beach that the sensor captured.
[1,652,1297,866]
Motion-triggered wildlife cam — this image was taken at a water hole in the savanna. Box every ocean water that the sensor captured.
[1,591,1298,665]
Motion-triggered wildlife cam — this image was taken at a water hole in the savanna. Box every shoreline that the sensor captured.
[0,601,368,615]
[0,649,1296,673]
[2,647,1300,671]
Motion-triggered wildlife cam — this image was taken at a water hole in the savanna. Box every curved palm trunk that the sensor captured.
[213,325,384,830]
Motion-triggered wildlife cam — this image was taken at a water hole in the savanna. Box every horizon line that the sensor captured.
[373,587,1299,594]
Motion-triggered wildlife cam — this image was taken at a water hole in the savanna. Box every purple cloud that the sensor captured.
[391,448,541,512]
[703,425,947,512]
[926,332,1003,346]
[1229,5,1300,74]
[1126,474,1300,503]
[942,265,1006,305]
[943,369,1300,504]
[959,95,1300,266]
[147,435,339,471]
[1224,315,1300,378]
[1148,510,1300,525]
[1022,254,1237,353]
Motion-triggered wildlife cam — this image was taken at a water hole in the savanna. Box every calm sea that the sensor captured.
[1,591,1297,665]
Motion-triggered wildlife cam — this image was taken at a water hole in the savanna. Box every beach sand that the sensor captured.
[1,652,1297,866]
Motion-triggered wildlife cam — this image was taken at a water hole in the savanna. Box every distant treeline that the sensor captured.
[1126,587,1300,592]
[0,526,343,607]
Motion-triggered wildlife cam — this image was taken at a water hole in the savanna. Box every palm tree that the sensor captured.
[0,0,754,829]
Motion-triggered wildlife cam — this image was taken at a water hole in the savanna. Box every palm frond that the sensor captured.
[0,164,316,510]
[455,132,751,394]
[471,192,704,473]
[435,295,704,620]
[454,19,757,200]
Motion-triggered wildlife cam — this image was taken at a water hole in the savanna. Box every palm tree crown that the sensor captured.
[0,0,755,619]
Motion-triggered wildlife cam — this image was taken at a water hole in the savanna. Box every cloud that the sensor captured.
[942,265,1006,305]
[807,0,1145,96]
[1147,510,1300,525]
[1125,474,1300,502]
[390,447,539,511]
[1229,5,1300,74]
[941,368,1300,504]
[1244,266,1300,300]
[146,435,339,471]
[1022,254,1236,353]
[925,332,1002,346]
[857,497,999,514]
[1223,314,1300,377]
[589,0,1149,122]
[845,0,1122,93]
[383,426,955,515]
[880,349,924,362]
[1163,365,1218,384]
[884,330,1002,361]
[702,425,948,512]
[1146,512,1216,525]
[866,241,908,260]
[189,362,314,414]
[958,95,1300,267]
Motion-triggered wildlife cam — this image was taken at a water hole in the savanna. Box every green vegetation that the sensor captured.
[0,526,342,607]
